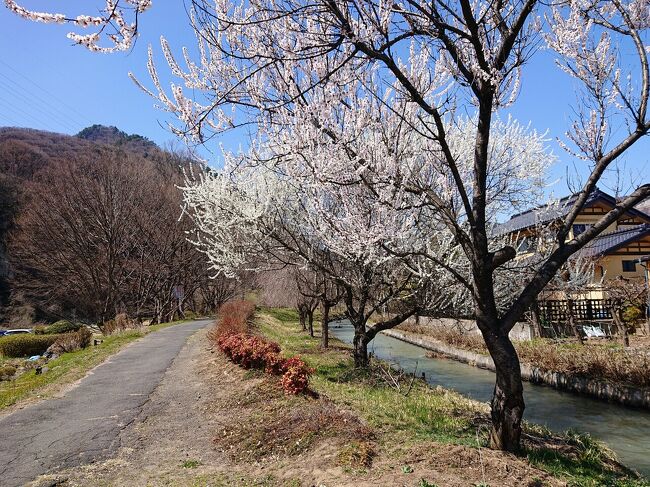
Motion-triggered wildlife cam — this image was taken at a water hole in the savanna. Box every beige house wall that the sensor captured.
[599,254,647,281]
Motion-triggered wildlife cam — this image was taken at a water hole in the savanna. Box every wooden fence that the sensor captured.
[538,299,613,324]
[536,298,649,338]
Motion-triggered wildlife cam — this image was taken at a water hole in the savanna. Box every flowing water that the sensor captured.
[329,321,650,476]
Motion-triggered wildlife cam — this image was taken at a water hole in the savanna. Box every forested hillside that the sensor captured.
[0,126,239,326]
[77,125,158,156]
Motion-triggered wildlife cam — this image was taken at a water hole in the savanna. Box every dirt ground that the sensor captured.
[29,327,563,487]
[627,333,650,352]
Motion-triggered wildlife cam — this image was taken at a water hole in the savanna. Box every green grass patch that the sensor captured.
[257,310,648,487]
[0,320,186,410]
[257,313,480,447]
[526,430,648,487]
[259,307,300,323]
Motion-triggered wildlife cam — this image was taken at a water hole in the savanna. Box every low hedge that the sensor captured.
[44,321,82,335]
[216,332,313,394]
[0,334,62,357]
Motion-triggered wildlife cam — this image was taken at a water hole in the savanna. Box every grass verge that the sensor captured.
[257,309,648,487]
[0,320,188,411]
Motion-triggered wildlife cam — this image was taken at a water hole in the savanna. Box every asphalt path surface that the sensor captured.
[0,319,212,487]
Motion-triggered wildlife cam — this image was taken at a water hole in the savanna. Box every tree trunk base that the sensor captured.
[480,324,525,453]
[352,327,369,368]
[321,305,330,348]
[489,384,524,452]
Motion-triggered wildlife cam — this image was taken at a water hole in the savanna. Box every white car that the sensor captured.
[2,329,34,336]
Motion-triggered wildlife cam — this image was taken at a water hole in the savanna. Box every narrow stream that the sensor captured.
[330,321,650,477]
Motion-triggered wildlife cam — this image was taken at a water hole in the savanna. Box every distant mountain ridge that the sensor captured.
[76,124,159,155]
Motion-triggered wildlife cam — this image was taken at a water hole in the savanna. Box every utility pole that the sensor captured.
[635,256,650,335]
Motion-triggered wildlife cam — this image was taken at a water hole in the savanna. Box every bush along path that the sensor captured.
[209,300,314,395]
[0,319,211,487]
[214,333,313,394]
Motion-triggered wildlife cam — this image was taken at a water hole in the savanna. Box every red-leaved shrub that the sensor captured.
[280,357,313,395]
[216,332,313,394]
[214,300,256,337]
[217,333,280,369]
[264,352,287,375]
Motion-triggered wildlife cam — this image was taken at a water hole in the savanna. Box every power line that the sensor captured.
[0,75,80,133]
[0,111,22,127]
[0,95,61,132]
[0,59,94,129]
[0,70,84,132]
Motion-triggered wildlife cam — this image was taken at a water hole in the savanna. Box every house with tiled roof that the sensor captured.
[499,189,650,296]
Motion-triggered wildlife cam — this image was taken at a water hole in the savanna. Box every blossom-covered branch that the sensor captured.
[5,0,152,51]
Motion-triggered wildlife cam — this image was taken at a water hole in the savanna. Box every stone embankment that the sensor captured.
[383,329,650,409]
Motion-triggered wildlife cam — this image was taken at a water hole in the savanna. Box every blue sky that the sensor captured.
[0,2,648,194]
[0,1,192,144]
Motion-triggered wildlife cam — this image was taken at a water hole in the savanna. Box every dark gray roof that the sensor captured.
[580,224,650,257]
[495,189,650,236]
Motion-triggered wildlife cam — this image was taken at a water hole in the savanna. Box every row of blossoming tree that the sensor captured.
[9,0,650,452]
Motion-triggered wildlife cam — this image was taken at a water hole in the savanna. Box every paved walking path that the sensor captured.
[0,320,212,487]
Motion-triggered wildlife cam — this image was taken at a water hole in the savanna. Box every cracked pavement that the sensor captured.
[0,319,212,487]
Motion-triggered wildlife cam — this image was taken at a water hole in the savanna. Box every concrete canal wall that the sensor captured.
[387,314,536,341]
[383,329,650,409]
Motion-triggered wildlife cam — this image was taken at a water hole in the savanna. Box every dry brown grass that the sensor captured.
[209,300,256,340]
[47,327,93,355]
[101,313,141,335]
[517,341,650,388]
[402,323,650,388]
[215,378,374,463]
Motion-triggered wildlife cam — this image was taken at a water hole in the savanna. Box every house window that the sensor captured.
[572,224,589,237]
[517,236,536,253]
[622,260,637,272]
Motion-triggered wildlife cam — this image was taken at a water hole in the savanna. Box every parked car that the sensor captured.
[2,329,34,336]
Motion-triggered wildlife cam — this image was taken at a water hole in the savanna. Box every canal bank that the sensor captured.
[330,321,650,477]
[382,328,650,409]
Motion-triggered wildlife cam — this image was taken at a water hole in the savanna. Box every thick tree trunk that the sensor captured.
[352,323,369,367]
[321,303,330,348]
[481,326,525,452]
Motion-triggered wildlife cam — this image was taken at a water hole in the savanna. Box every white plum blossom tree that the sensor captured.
[9,0,650,453]
[182,144,468,366]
